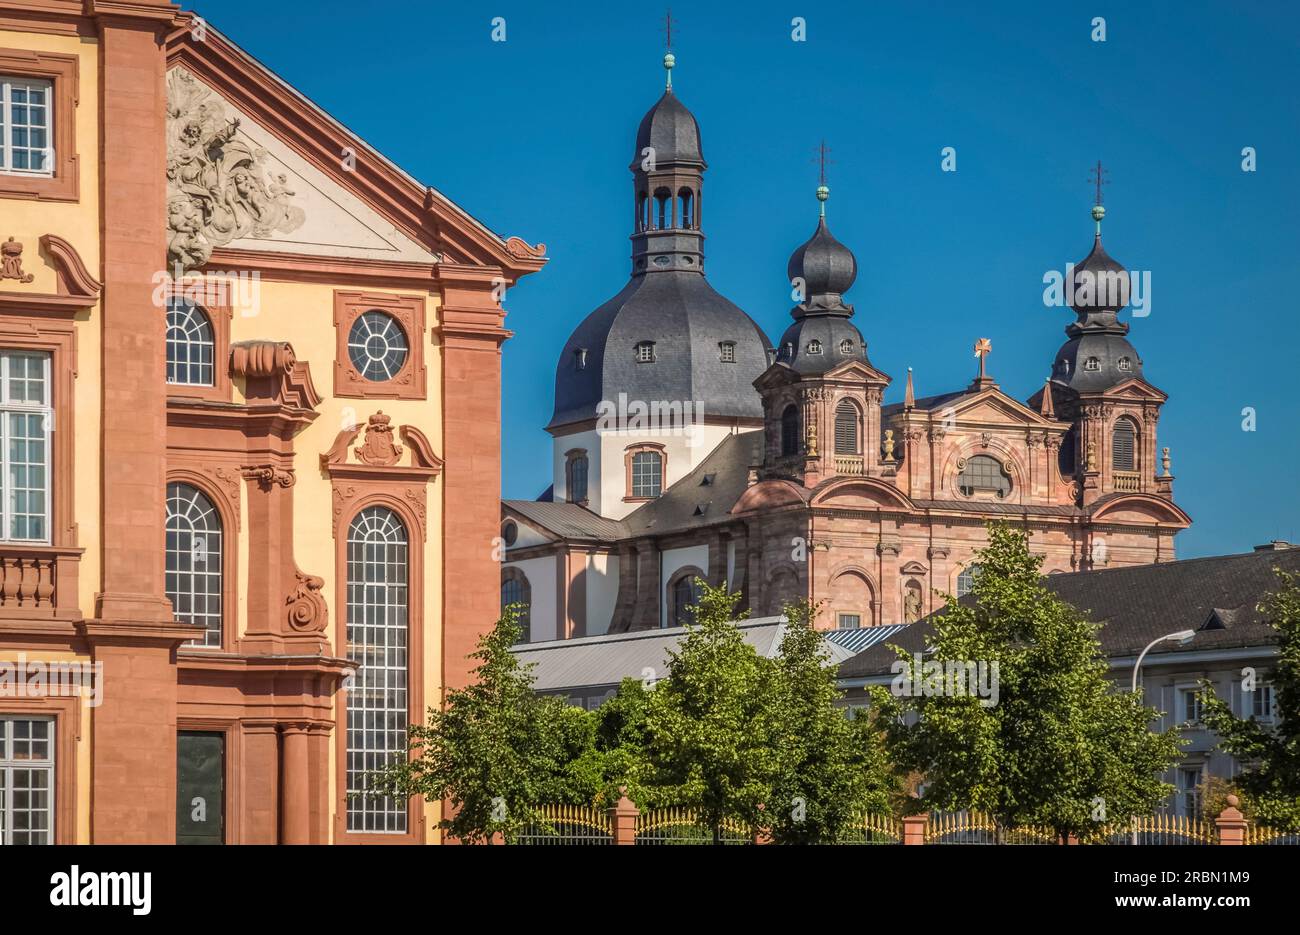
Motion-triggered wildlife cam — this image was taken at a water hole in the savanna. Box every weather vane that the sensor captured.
[662,8,676,51]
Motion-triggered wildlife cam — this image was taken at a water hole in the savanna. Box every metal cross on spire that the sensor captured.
[1088,160,1109,206]
[661,9,678,89]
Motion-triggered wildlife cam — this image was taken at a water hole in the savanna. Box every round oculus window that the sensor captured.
[347,311,409,381]
[502,520,518,546]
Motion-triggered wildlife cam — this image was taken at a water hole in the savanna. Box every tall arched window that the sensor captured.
[636,192,648,232]
[957,563,983,598]
[780,405,801,457]
[501,568,532,643]
[166,298,215,386]
[567,452,589,504]
[670,572,702,627]
[834,399,860,454]
[678,188,694,228]
[1112,417,1138,472]
[165,482,223,647]
[345,507,409,834]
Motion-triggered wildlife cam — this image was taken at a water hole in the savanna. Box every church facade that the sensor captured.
[0,0,542,842]
[502,54,1190,642]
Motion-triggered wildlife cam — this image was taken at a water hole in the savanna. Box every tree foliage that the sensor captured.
[872,522,1184,842]
[1200,568,1300,831]
[369,605,600,843]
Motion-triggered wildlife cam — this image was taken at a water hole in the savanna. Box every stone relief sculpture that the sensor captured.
[166,68,306,270]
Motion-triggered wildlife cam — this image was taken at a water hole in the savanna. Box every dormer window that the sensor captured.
[782,342,794,360]
[806,340,823,355]
[719,341,736,363]
[573,347,588,370]
[1084,357,1101,372]
[1117,356,1132,372]
[839,339,854,356]
[635,341,656,363]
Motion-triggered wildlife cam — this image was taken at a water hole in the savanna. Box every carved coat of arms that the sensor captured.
[166,68,306,271]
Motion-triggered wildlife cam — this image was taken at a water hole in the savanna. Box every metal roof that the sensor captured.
[510,616,858,693]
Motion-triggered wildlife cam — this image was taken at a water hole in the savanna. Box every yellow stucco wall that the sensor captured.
[0,29,99,843]
[227,281,445,838]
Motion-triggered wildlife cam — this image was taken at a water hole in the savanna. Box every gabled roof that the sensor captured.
[166,14,545,281]
[622,431,763,537]
[838,546,1300,680]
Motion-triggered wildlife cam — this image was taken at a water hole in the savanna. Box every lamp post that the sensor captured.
[1129,628,1196,844]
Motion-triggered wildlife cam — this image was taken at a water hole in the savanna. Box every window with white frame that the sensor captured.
[0,351,52,543]
[165,299,216,387]
[345,507,409,834]
[165,482,224,648]
[1252,683,1276,721]
[0,716,55,844]
[0,77,54,176]
[1177,766,1202,818]
[1181,687,1204,725]
[837,613,861,629]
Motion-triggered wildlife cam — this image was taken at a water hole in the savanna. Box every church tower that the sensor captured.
[544,53,770,519]
[755,182,891,487]
[1030,173,1181,565]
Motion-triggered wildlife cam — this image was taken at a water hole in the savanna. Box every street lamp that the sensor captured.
[1131,629,1196,694]
[1129,628,1195,845]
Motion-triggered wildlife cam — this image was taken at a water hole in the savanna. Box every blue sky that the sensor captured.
[208,1,1299,558]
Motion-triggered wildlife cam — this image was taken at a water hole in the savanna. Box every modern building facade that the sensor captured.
[0,0,543,843]
[501,54,1190,642]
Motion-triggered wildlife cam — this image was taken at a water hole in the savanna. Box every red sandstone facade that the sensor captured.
[0,0,543,843]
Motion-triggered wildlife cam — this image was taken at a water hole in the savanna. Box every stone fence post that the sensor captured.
[902,813,928,845]
[1215,795,1247,846]
[608,786,639,845]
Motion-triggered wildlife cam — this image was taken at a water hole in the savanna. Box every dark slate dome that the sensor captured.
[787,217,857,305]
[547,272,770,430]
[1070,235,1130,318]
[633,91,705,168]
[1051,331,1143,393]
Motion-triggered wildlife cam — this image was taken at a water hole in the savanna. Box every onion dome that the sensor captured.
[773,185,869,375]
[1052,200,1143,393]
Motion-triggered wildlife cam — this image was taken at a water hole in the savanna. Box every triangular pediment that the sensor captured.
[166,67,436,265]
[823,358,892,384]
[947,388,1062,427]
[165,22,546,279]
[1083,378,1168,403]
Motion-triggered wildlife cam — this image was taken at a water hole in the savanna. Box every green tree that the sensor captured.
[873,523,1183,843]
[638,583,778,843]
[765,599,899,843]
[369,605,600,843]
[1200,569,1300,831]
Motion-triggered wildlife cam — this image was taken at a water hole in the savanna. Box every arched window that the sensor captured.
[654,188,671,229]
[166,482,223,647]
[957,455,1011,498]
[568,452,589,503]
[957,564,982,598]
[500,567,531,643]
[1112,417,1137,472]
[678,188,694,229]
[834,399,860,454]
[630,450,663,498]
[636,192,648,231]
[780,405,801,457]
[166,298,215,386]
[345,506,409,834]
[839,338,855,356]
[670,572,702,627]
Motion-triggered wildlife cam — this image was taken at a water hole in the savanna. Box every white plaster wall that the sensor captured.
[504,556,558,642]
[584,552,619,636]
[660,544,710,628]
[506,517,551,550]
[554,426,744,520]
